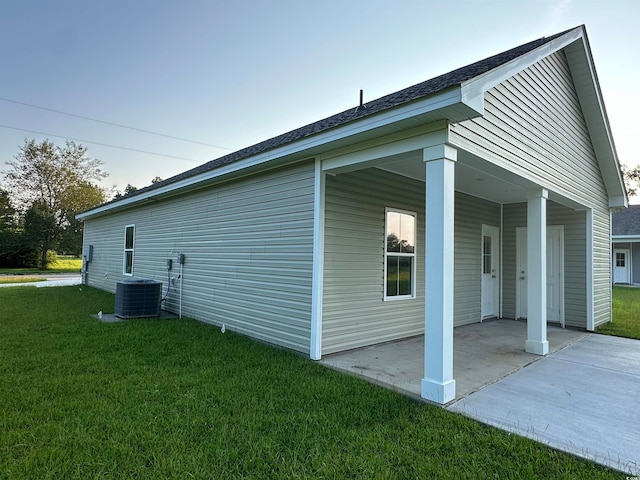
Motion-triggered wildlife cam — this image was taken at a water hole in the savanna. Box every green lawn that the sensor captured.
[0,287,623,479]
[0,276,46,284]
[0,256,82,275]
[597,286,640,340]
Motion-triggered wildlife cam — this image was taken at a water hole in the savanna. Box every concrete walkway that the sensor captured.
[449,334,640,475]
[0,274,82,288]
[320,321,640,473]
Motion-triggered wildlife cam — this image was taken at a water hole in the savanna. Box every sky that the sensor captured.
[1,0,638,199]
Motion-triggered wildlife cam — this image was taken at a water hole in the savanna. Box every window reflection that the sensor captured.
[385,210,416,299]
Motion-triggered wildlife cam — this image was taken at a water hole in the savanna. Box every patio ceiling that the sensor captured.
[377,149,537,205]
[375,148,586,210]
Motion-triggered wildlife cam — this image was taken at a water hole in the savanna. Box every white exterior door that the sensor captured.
[516,226,564,325]
[613,249,631,284]
[481,225,500,318]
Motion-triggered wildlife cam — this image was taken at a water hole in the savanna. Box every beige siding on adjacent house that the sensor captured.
[83,161,315,353]
[451,49,611,327]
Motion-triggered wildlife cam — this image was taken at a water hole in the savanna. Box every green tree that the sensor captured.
[23,200,56,266]
[0,187,36,267]
[0,188,15,231]
[113,183,138,199]
[2,139,108,268]
[622,164,640,198]
[59,180,107,255]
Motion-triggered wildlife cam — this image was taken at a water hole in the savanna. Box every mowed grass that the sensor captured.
[0,276,46,284]
[0,287,623,479]
[597,286,640,340]
[0,255,82,275]
[49,255,82,272]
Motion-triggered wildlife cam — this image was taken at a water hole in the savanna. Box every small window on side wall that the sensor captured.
[385,209,416,300]
[123,225,135,275]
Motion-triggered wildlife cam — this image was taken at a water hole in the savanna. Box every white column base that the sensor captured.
[421,378,456,404]
[525,339,549,356]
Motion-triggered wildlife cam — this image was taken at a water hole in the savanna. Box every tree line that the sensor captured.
[1,139,164,269]
[0,139,108,269]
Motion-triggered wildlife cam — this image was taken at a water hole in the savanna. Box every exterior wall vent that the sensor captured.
[115,279,162,318]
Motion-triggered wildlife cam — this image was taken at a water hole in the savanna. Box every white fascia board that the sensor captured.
[609,196,628,209]
[78,87,478,221]
[612,235,640,243]
[460,27,584,105]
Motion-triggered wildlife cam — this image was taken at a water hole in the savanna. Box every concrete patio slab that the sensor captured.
[320,319,587,400]
[449,334,640,475]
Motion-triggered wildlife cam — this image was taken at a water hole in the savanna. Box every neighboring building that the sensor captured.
[78,25,626,404]
[612,204,640,284]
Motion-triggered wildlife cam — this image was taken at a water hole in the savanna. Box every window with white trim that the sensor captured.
[123,225,135,275]
[384,209,416,300]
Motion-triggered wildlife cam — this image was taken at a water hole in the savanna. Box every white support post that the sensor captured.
[586,208,595,331]
[421,144,457,404]
[310,158,325,360]
[525,188,549,355]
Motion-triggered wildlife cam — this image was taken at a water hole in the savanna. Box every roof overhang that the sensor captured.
[78,87,482,220]
[78,25,627,220]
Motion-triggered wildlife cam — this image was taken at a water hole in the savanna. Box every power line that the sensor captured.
[0,124,201,162]
[0,96,232,150]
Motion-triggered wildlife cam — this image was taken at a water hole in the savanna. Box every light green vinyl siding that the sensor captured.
[451,49,611,327]
[322,169,499,354]
[454,193,501,326]
[501,203,523,320]
[83,161,315,353]
[502,202,587,328]
[322,168,425,355]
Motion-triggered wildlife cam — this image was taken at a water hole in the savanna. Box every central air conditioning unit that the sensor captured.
[115,279,162,319]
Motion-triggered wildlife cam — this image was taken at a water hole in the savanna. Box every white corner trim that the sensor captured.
[310,158,325,360]
[586,209,595,331]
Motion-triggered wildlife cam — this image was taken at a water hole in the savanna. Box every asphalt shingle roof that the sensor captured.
[99,27,575,208]
[612,205,640,235]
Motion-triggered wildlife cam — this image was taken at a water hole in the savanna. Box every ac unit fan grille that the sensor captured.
[115,280,162,319]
